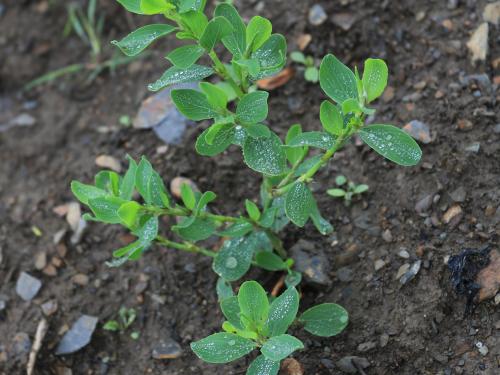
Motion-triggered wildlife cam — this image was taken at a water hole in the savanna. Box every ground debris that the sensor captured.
[16,272,42,301]
[466,23,488,63]
[55,315,98,355]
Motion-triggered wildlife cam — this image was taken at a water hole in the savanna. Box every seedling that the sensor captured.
[71,1,422,372]
[327,175,369,206]
[103,306,140,340]
[191,280,348,373]
[290,51,319,83]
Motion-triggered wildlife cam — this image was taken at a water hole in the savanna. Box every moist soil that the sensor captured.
[1,0,499,374]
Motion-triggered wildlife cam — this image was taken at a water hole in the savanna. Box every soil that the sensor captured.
[1,0,499,374]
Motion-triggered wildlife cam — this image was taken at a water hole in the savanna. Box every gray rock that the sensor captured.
[352,211,381,236]
[41,300,58,316]
[336,267,354,282]
[332,13,356,31]
[309,4,327,26]
[12,332,31,361]
[415,194,433,215]
[56,315,98,355]
[290,240,331,285]
[403,120,432,144]
[336,356,370,374]
[400,260,422,285]
[0,113,36,132]
[465,142,480,153]
[16,272,42,301]
[450,186,466,203]
[152,339,182,359]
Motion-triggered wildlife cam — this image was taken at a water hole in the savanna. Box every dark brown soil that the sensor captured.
[1,0,499,374]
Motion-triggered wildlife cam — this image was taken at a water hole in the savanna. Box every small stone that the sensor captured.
[442,19,453,30]
[466,23,489,63]
[476,250,500,302]
[465,142,480,153]
[475,342,488,356]
[170,177,198,199]
[296,33,312,50]
[415,11,426,21]
[400,260,422,285]
[152,339,182,359]
[450,187,466,203]
[281,358,304,375]
[382,229,393,243]
[53,229,66,245]
[336,356,370,374]
[332,13,356,31]
[43,264,57,277]
[494,293,500,305]
[483,1,500,25]
[12,332,31,360]
[398,249,410,259]
[396,264,411,280]
[0,113,36,132]
[309,4,327,26]
[55,315,98,355]
[16,272,42,301]
[443,205,463,225]
[457,119,473,131]
[357,341,376,352]
[403,120,432,144]
[435,90,444,99]
[34,251,47,270]
[374,259,386,271]
[380,333,389,348]
[66,202,81,232]
[337,267,354,282]
[95,155,122,173]
[0,299,6,311]
[72,274,89,286]
[291,240,331,285]
[52,204,69,217]
[494,124,500,134]
[41,300,58,316]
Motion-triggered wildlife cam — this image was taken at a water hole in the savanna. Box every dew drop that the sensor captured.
[340,315,348,323]
[228,340,236,346]
[225,257,238,269]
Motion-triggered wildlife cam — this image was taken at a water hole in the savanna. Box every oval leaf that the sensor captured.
[212,237,256,281]
[243,133,287,176]
[261,334,303,361]
[190,333,256,364]
[214,3,246,58]
[320,101,343,136]
[362,58,388,103]
[166,44,205,69]
[246,16,272,52]
[196,123,235,156]
[319,54,357,104]
[359,124,422,166]
[266,287,299,337]
[148,64,214,92]
[236,91,269,124]
[252,34,287,79]
[247,355,280,375]
[298,303,349,337]
[255,251,287,271]
[285,182,314,227]
[238,281,269,327]
[112,24,175,56]
[287,131,336,150]
[171,89,218,120]
[200,16,234,51]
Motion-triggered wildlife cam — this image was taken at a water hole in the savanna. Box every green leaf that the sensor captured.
[362,58,388,103]
[236,91,269,125]
[254,251,286,271]
[200,16,234,51]
[290,51,305,64]
[327,188,345,197]
[166,44,205,69]
[120,156,138,200]
[359,124,422,166]
[299,303,349,337]
[320,54,357,104]
[285,182,314,227]
[112,24,175,56]
[335,175,347,185]
[220,295,243,329]
[233,58,260,77]
[238,281,269,328]
[135,157,153,203]
[243,133,287,176]
[103,320,120,331]
[174,217,215,241]
[214,3,246,58]
[171,89,218,120]
[193,191,216,215]
[180,182,196,210]
[246,355,280,375]
[117,201,142,228]
[354,184,369,194]
[245,200,261,221]
[285,124,306,166]
[148,65,214,92]
[199,82,228,110]
[285,271,302,288]
[261,335,304,361]
[148,171,170,208]
[179,10,208,38]
[252,34,287,79]
[219,220,254,237]
[266,287,299,336]
[246,123,271,139]
[191,333,256,364]
[212,236,256,281]
[304,66,319,82]
[134,215,159,244]
[246,16,272,52]
[117,0,143,14]
[176,0,204,13]
[196,123,235,156]
[258,207,277,228]
[286,131,336,150]
[320,101,343,136]
[140,0,173,14]
[88,196,126,224]
[71,181,106,206]
[95,171,120,196]
[341,98,362,115]
[310,203,333,235]
[216,278,234,301]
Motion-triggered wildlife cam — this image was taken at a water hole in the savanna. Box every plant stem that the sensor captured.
[156,235,217,258]
[159,206,238,224]
[208,50,245,98]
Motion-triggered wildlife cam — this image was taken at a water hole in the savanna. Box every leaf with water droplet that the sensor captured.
[191,333,256,364]
[112,24,176,56]
[266,287,299,337]
[88,196,126,224]
[173,217,216,241]
[285,182,314,227]
[359,124,422,166]
[255,251,287,271]
[216,278,234,301]
[362,58,388,103]
[320,54,358,104]
[298,303,349,337]
[243,133,287,176]
[320,100,343,136]
[200,16,234,51]
[238,281,269,329]
[171,89,218,121]
[117,0,144,14]
[310,202,333,235]
[214,3,246,59]
[220,296,243,330]
[71,181,106,206]
[247,354,280,375]
[166,44,205,69]
[261,334,304,361]
[251,34,287,80]
[196,123,235,156]
[236,91,269,125]
[286,131,337,150]
[148,65,214,92]
[213,237,256,281]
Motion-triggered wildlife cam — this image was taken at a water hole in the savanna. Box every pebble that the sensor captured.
[336,356,370,374]
[415,194,433,215]
[332,13,356,31]
[396,264,410,280]
[34,251,47,270]
[95,155,122,173]
[41,300,58,316]
[66,202,81,232]
[309,4,327,26]
[337,267,354,282]
[16,272,42,301]
[450,187,466,203]
[12,332,31,360]
[374,259,387,271]
[382,229,393,243]
[457,119,473,131]
[465,142,480,153]
[475,342,488,356]
[0,113,36,132]
[403,120,432,144]
[151,339,182,359]
[442,205,463,225]
[380,333,389,348]
[483,1,500,26]
[0,4,4,18]
[56,315,98,355]
[291,240,331,285]
[494,293,500,305]
[400,260,422,285]
[466,23,489,63]
[398,249,410,259]
[0,298,5,311]
[296,33,312,50]
[281,358,304,375]
[170,177,199,199]
[72,274,89,286]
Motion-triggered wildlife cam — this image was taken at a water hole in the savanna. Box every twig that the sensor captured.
[27,318,49,375]
[271,275,286,297]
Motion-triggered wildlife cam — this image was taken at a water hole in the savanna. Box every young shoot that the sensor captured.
[290,51,319,83]
[103,307,140,340]
[327,175,369,206]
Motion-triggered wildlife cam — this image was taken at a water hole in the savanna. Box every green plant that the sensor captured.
[290,51,319,83]
[71,1,422,372]
[190,280,347,372]
[103,306,140,340]
[327,175,369,206]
